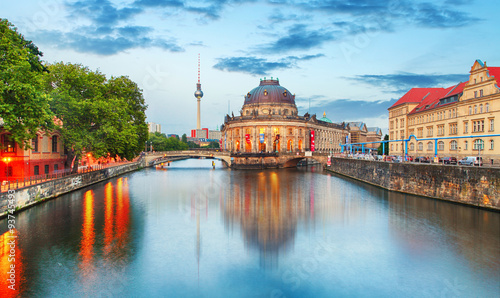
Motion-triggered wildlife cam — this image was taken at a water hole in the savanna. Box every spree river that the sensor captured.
[1,159,499,297]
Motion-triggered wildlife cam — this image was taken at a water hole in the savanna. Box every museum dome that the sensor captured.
[243,78,295,106]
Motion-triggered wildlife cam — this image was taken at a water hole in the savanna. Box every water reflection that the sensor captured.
[0,230,24,298]
[223,170,314,266]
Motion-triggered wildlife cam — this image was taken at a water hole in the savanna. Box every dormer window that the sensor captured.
[247,92,251,98]
[283,91,287,97]
[264,90,268,96]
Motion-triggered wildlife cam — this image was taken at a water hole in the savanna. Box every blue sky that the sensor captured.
[3,0,500,135]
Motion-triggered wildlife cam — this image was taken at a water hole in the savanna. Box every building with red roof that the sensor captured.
[388,60,500,162]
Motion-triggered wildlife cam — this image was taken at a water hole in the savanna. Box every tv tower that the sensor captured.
[194,54,204,130]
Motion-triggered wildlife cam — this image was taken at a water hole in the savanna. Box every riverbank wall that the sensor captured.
[0,160,145,218]
[326,157,500,211]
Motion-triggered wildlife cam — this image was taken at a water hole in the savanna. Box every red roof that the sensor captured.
[408,82,467,115]
[389,88,443,109]
[487,67,500,85]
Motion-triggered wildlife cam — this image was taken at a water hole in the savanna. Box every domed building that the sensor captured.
[221,78,348,154]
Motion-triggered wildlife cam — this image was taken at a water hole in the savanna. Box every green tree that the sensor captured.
[181,133,187,144]
[378,134,389,155]
[44,62,148,171]
[0,19,53,148]
[147,132,187,151]
[203,141,220,149]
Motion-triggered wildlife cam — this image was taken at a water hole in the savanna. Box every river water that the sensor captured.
[0,159,499,297]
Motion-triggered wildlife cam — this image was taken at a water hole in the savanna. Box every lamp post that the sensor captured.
[3,157,11,181]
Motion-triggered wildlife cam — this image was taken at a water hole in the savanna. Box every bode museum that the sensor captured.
[220,78,350,154]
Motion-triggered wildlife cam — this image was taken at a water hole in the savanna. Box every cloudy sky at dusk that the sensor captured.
[3,0,500,135]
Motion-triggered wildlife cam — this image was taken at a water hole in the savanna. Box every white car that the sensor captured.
[459,156,483,166]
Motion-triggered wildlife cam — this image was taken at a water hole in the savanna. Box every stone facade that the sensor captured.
[388,60,500,161]
[221,79,348,154]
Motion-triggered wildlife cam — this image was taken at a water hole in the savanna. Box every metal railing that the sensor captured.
[0,160,136,193]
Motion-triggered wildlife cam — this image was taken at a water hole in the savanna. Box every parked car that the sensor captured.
[415,156,429,163]
[459,156,483,166]
[441,157,458,165]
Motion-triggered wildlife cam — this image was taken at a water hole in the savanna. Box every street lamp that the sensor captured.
[3,157,11,180]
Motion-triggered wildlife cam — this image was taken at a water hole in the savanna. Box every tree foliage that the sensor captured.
[0,19,53,148]
[44,62,148,171]
[377,134,389,155]
[147,132,188,151]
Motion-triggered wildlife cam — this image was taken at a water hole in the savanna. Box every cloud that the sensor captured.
[297,96,397,123]
[348,72,469,93]
[66,0,143,26]
[256,24,338,53]
[36,28,183,55]
[298,0,479,29]
[213,54,324,75]
[413,3,480,28]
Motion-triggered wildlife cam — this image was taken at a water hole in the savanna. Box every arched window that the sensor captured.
[464,140,468,150]
[32,135,39,152]
[450,140,458,150]
[438,141,444,151]
[490,140,494,150]
[480,104,483,113]
[474,105,477,114]
[473,139,484,150]
[469,106,472,115]
[486,103,490,112]
[410,143,415,151]
[427,141,433,151]
[418,142,423,151]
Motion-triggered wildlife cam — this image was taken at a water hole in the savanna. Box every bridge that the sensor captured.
[143,150,330,169]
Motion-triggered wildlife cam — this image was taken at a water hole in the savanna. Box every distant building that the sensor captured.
[167,134,179,139]
[148,122,161,134]
[0,125,66,182]
[388,59,500,161]
[221,78,348,153]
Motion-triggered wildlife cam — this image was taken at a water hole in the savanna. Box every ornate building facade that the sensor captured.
[221,79,348,153]
[388,60,500,160]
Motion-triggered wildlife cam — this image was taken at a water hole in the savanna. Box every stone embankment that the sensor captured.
[0,160,145,218]
[327,157,499,211]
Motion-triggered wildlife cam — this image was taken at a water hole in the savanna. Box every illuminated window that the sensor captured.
[1,134,16,153]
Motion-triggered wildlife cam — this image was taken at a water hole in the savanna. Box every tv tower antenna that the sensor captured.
[194,54,204,130]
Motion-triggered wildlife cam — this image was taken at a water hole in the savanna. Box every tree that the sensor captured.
[0,19,53,148]
[147,132,187,151]
[378,134,389,155]
[181,133,187,144]
[44,62,148,172]
[204,141,220,149]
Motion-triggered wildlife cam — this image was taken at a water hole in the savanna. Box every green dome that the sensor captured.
[319,112,332,123]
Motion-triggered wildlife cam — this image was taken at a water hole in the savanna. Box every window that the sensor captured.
[438,141,444,151]
[52,136,58,152]
[464,122,469,133]
[400,130,405,139]
[474,105,477,114]
[418,142,423,151]
[473,139,484,150]
[32,136,39,152]
[480,89,483,97]
[473,120,485,132]
[1,134,16,153]
[427,142,433,151]
[449,123,457,135]
[34,165,39,175]
[474,91,477,98]
[490,140,494,150]
[480,104,483,113]
[417,128,423,138]
[450,140,458,150]
[448,110,451,118]
[464,140,468,150]
[288,128,293,135]
[469,106,472,115]
[54,164,59,171]
[44,165,50,174]
[391,144,393,151]
[437,125,445,136]
[401,119,404,128]
[490,119,494,131]
[410,143,415,151]
[426,126,433,137]
[486,103,489,112]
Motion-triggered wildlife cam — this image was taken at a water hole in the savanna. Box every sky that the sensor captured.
[3,0,500,135]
